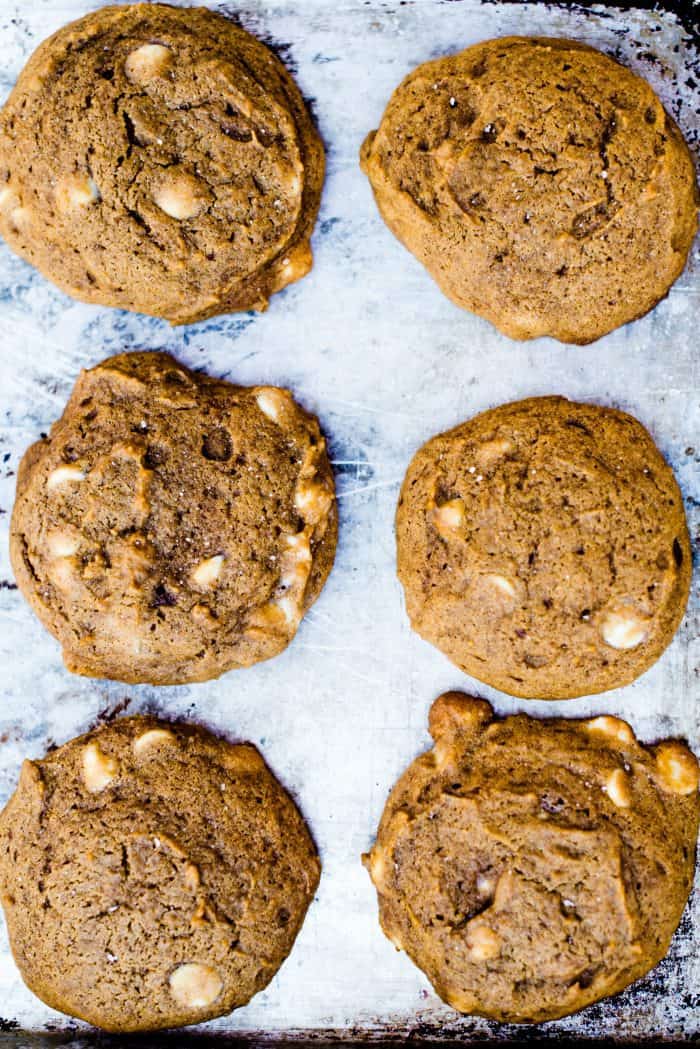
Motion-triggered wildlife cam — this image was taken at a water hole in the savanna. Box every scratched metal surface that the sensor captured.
[0,0,697,1041]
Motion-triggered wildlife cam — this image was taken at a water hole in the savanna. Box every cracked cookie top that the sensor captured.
[0,716,321,1032]
[0,3,324,323]
[364,692,699,1023]
[361,36,698,344]
[396,396,690,699]
[10,351,337,684]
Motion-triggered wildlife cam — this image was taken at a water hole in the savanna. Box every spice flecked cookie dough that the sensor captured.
[10,351,337,684]
[365,692,700,1024]
[361,36,698,344]
[0,3,324,323]
[0,716,321,1032]
[396,397,691,699]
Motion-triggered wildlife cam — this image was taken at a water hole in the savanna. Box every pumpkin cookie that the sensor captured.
[0,3,324,323]
[0,716,320,1031]
[364,692,699,1023]
[10,351,337,684]
[396,397,690,699]
[361,37,698,343]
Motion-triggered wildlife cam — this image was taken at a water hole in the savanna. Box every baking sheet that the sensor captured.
[0,0,698,1040]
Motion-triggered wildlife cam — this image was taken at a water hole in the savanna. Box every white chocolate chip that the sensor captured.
[252,532,313,633]
[48,558,77,593]
[47,465,86,492]
[47,531,79,558]
[169,963,223,1009]
[191,555,225,589]
[82,742,118,793]
[154,174,206,221]
[431,498,465,538]
[475,437,513,470]
[0,186,20,212]
[600,610,649,650]
[284,530,312,559]
[256,388,290,423]
[56,175,100,211]
[124,43,173,84]
[655,742,700,796]
[466,925,501,961]
[604,768,632,808]
[476,874,495,897]
[274,594,301,626]
[295,480,332,526]
[133,728,176,756]
[485,574,517,600]
[584,716,635,746]
[432,736,455,770]
[279,532,312,589]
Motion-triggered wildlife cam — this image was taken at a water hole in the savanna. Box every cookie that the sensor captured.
[0,3,324,324]
[396,397,690,699]
[0,716,320,1032]
[365,692,700,1023]
[10,351,337,684]
[361,36,698,344]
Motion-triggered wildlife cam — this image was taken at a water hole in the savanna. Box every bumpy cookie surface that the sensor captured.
[10,351,337,684]
[361,37,698,344]
[396,397,690,699]
[0,716,320,1032]
[0,3,324,323]
[365,692,699,1023]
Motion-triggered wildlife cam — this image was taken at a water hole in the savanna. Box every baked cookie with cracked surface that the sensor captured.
[0,3,324,324]
[361,36,698,344]
[396,396,690,699]
[0,716,320,1032]
[365,692,699,1023]
[10,351,336,684]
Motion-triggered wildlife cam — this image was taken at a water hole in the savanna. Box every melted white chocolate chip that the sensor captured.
[584,716,635,746]
[267,533,313,628]
[600,610,649,650]
[56,176,100,211]
[82,742,118,793]
[476,874,495,898]
[466,924,502,961]
[47,465,86,492]
[655,742,700,796]
[604,768,632,808]
[47,531,79,558]
[431,498,465,538]
[124,43,173,84]
[485,574,517,600]
[256,388,291,423]
[295,481,332,526]
[0,186,19,211]
[169,963,223,1009]
[133,728,176,756]
[154,174,206,221]
[475,437,513,470]
[191,555,225,589]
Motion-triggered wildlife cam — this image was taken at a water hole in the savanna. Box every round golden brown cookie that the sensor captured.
[361,36,698,344]
[0,716,320,1032]
[10,351,337,684]
[396,397,690,700]
[365,692,700,1023]
[0,3,324,324]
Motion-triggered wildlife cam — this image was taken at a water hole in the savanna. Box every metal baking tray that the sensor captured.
[0,0,697,1043]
